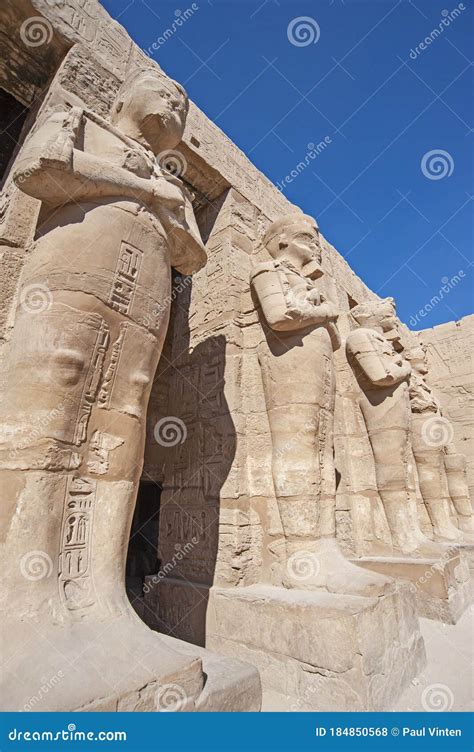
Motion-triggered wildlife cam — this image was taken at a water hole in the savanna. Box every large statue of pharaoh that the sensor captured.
[405,343,474,540]
[0,68,207,710]
[345,299,449,556]
[251,214,392,596]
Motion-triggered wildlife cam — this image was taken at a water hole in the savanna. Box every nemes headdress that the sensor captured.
[262,213,319,257]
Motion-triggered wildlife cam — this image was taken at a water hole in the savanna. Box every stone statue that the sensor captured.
[405,343,474,539]
[250,214,392,596]
[0,68,208,710]
[345,299,448,556]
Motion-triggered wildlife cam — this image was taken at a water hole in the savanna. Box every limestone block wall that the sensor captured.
[417,315,474,500]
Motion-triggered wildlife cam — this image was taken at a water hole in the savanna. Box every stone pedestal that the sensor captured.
[146,579,426,711]
[352,551,471,624]
[205,584,426,712]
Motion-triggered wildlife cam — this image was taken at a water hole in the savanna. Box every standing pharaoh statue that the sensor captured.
[405,343,474,540]
[0,68,208,710]
[250,215,392,596]
[345,299,448,556]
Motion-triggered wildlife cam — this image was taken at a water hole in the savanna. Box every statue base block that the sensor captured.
[1,612,260,712]
[352,551,471,624]
[204,583,425,711]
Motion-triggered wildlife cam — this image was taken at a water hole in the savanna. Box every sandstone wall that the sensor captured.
[417,315,474,500]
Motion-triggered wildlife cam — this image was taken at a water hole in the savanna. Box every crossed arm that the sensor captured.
[250,262,338,333]
[13,108,183,214]
[346,329,411,387]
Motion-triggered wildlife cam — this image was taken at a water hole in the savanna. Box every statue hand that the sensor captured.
[151,178,186,216]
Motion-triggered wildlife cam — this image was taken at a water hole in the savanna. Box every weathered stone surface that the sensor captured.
[1,0,471,714]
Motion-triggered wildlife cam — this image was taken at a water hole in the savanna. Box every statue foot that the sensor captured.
[2,610,203,712]
[283,539,395,597]
[394,537,455,559]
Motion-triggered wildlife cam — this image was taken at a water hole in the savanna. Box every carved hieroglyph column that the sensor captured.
[0,66,212,711]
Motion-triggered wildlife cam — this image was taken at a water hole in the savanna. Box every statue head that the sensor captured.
[111,68,189,154]
[351,297,399,339]
[404,342,428,374]
[262,213,323,278]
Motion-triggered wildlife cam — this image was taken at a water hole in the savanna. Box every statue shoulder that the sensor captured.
[249,260,280,284]
[345,327,376,354]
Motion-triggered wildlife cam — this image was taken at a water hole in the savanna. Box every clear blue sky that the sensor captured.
[103,0,473,330]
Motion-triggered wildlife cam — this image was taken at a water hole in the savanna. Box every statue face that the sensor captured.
[374,299,397,332]
[280,222,321,265]
[407,345,428,374]
[117,74,187,153]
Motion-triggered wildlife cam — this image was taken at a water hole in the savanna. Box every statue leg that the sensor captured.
[0,287,203,710]
[444,453,474,536]
[368,425,450,556]
[258,337,393,596]
[414,448,461,540]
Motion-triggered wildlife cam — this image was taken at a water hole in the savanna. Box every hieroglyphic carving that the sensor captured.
[73,321,109,444]
[109,242,143,315]
[98,324,126,409]
[59,477,97,613]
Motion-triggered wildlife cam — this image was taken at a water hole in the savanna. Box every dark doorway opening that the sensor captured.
[0,88,29,185]
[126,480,162,606]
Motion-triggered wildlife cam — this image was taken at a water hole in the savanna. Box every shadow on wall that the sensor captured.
[127,275,236,647]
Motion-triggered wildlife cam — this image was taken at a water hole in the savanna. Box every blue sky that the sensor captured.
[103,0,473,329]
